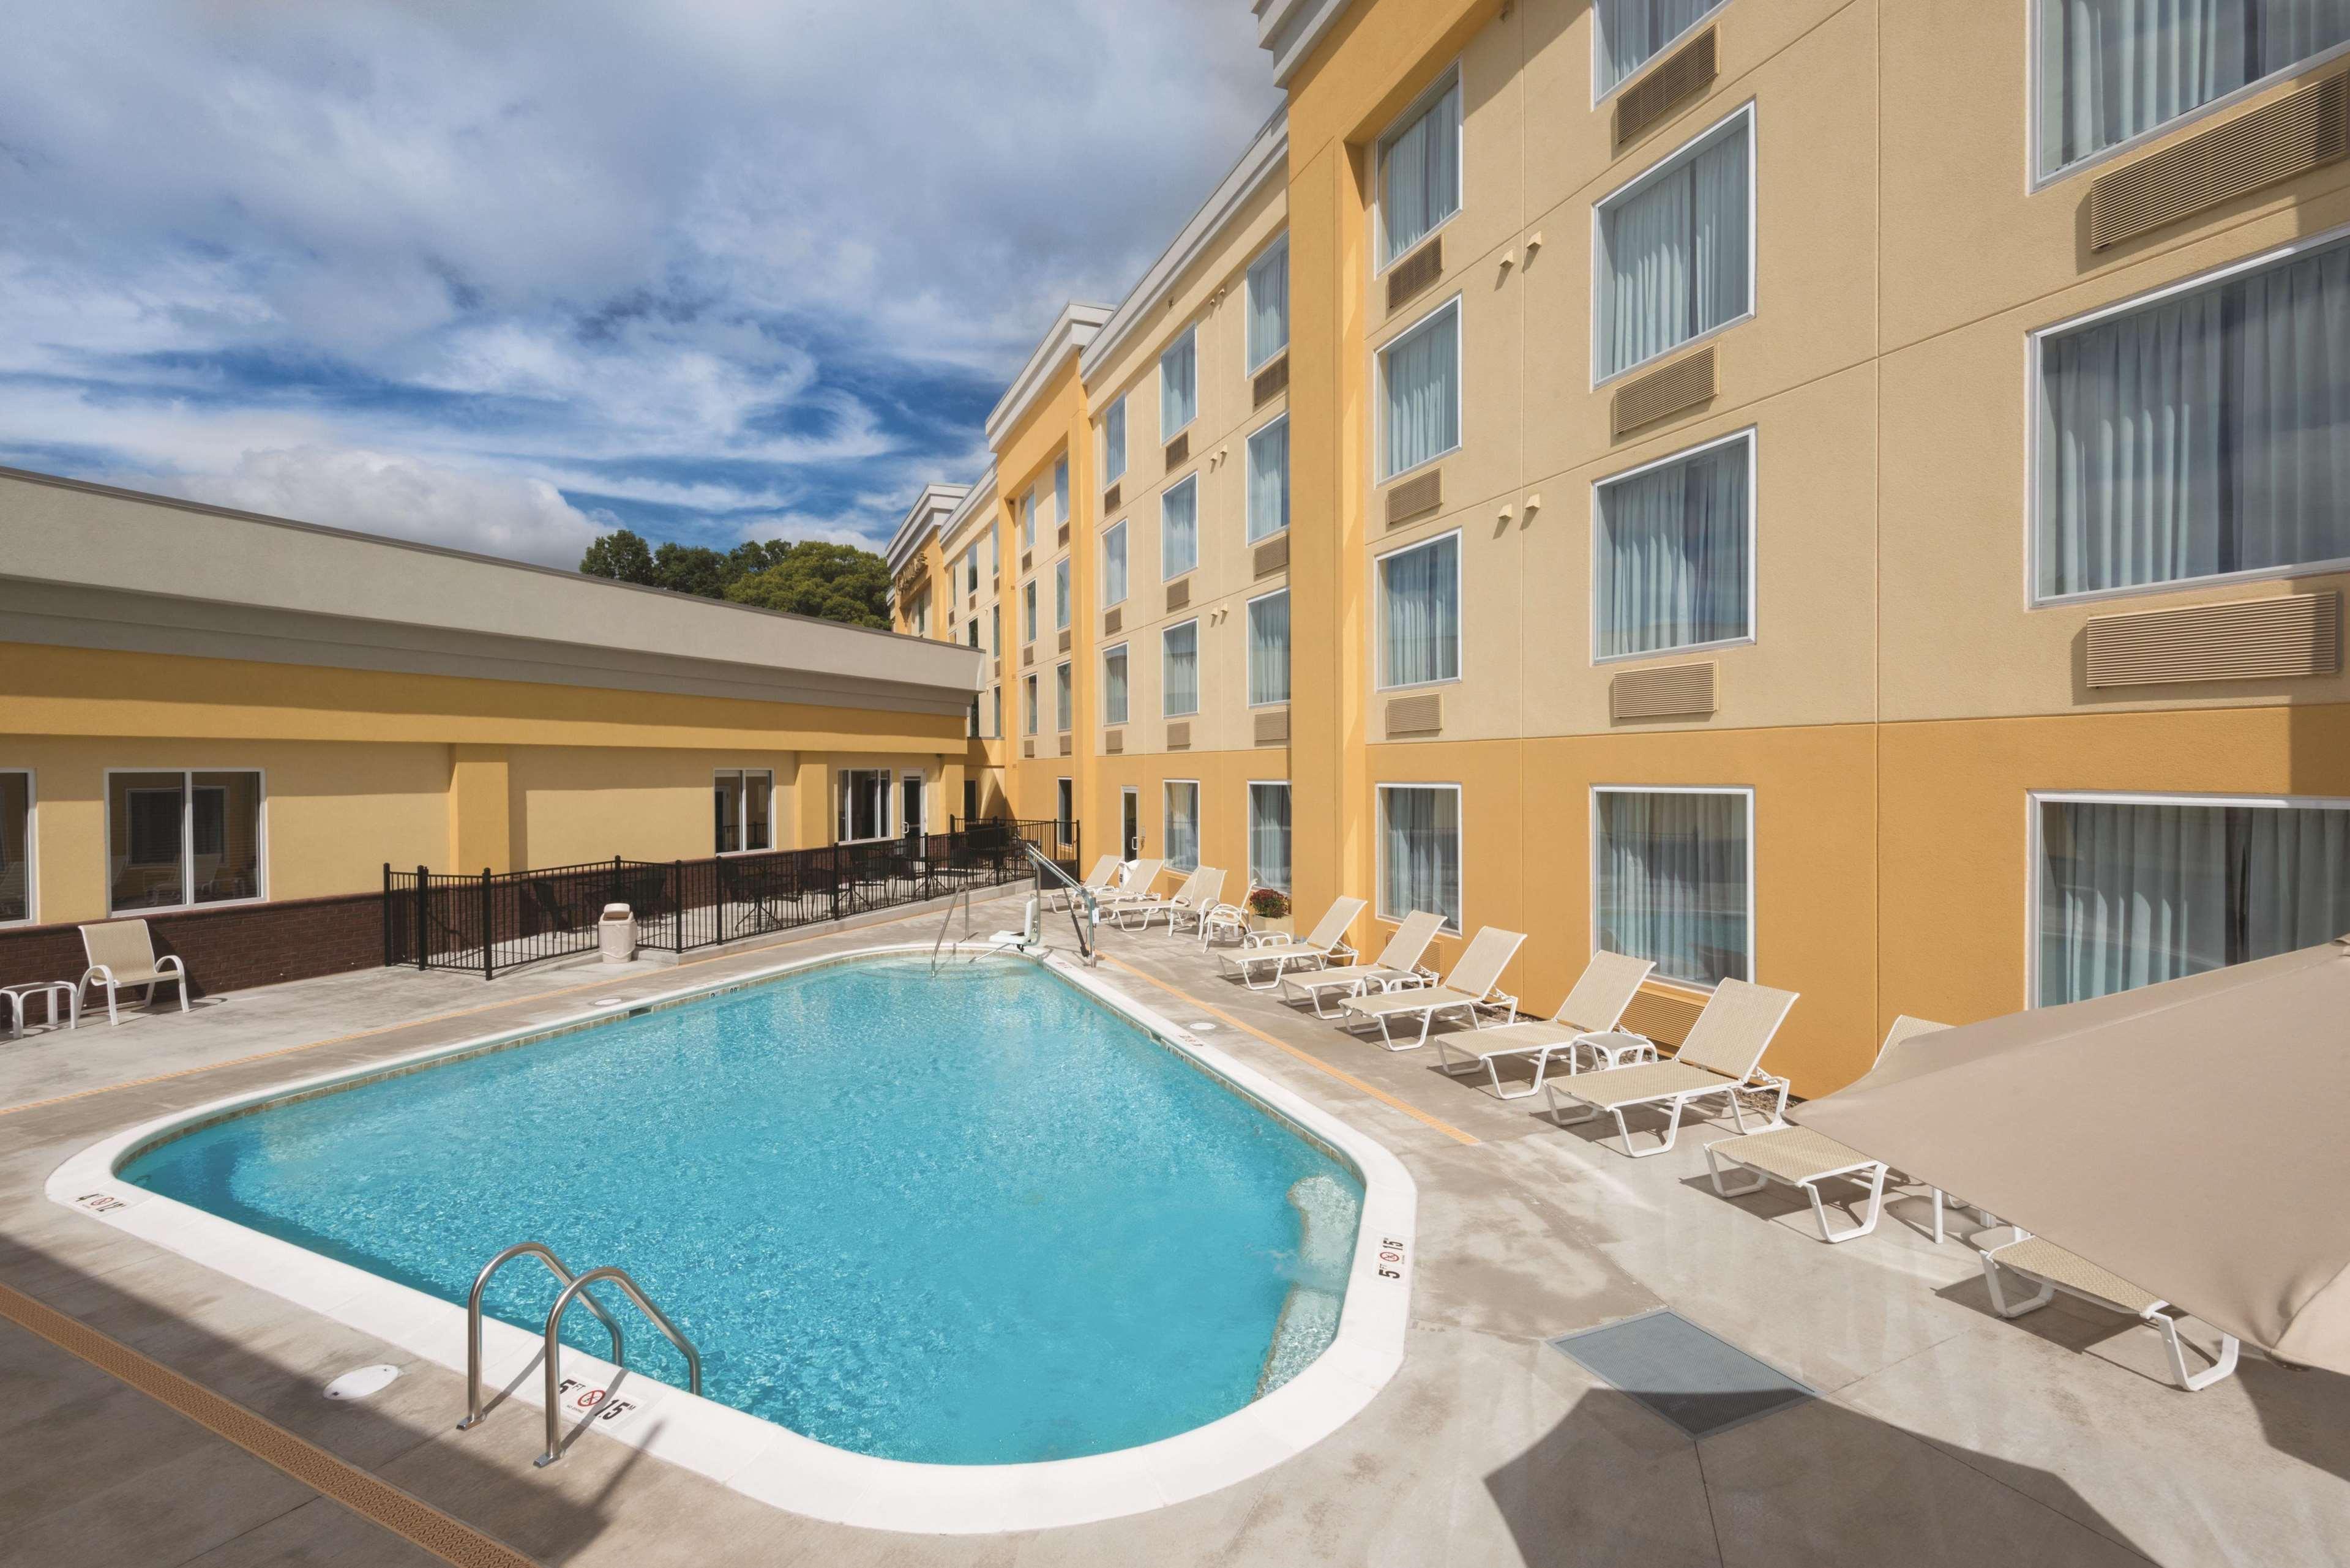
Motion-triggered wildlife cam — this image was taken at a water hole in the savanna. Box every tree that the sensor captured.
[724,542,892,629]
[578,529,657,584]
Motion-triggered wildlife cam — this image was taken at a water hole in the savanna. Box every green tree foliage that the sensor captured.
[578,531,889,629]
[578,528,657,584]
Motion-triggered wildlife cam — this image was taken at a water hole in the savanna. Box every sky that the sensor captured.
[0,1,1279,567]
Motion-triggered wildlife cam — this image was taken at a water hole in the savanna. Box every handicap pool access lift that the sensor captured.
[932,840,1103,971]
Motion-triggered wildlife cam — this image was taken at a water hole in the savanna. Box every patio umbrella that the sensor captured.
[1796,936,2350,1376]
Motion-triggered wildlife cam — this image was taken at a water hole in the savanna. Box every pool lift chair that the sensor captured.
[930,840,1102,971]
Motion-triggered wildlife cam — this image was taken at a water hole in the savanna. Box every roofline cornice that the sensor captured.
[982,302,1115,450]
[1252,0,1356,85]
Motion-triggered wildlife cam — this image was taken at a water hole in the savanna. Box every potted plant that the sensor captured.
[1246,886,1293,936]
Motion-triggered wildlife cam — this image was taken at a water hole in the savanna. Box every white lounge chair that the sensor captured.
[1157,868,1227,939]
[78,919,191,1026]
[1432,950,1656,1098]
[1703,1015,1954,1243]
[1044,854,1123,911]
[1094,859,1166,917]
[1216,896,1366,990]
[1981,1232,2240,1391]
[1280,911,1445,1018]
[1196,881,1259,949]
[1543,979,1799,1157]
[1336,927,1526,1051]
[1118,866,1209,931]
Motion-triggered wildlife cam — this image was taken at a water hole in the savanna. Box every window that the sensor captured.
[990,685,1001,737]
[1024,673,1040,735]
[1380,71,1462,265]
[837,769,891,843]
[1379,784,1462,930]
[1246,414,1290,542]
[1596,108,1752,381]
[990,603,1000,654]
[970,695,982,739]
[1595,431,1754,659]
[1022,489,1037,550]
[1164,781,1201,872]
[1380,298,1460,477]
[1248,235,1290,370]
[0,772,30,924]
[1249,781,1292,893]
[2034,794,2350,1006]
[1598,0,1729,96]
[1162,476,1199,579]
[1102,644,1130,725]
[713,769,774,854]
[1161,327,1198,439]
[1248,589,1290,706]
[1102,519,1128,606]
[902,774,926,836]
[1055,661,1072,733]
[967,619,979,650]
[1057,778,1075,839]
[2034,235,2350,602]
[1054,458,1070,527]
[1055,558,1071,630]
[964,550,978,595]
[1103,396,1129,485]
[1023,580,1037,643]
[908,591,930,638]
[108,770,262,914]
[987,526,999,578]
[1593,787,1753,988]
[1162,620,1200,717]
[1379,531,1461,688]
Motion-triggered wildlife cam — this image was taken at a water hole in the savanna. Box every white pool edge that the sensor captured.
[45,942,1417,1535]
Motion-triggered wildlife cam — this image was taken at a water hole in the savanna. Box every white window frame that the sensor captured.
[1055,557,1071,631]
[835,767,895,845]
[1589,783,1756,991]
[103,767,269,916]
[1055,660,1073,734]
[1245,411,1290,543]
[1022,488,1037,550]
[1023,673,1040,736]
[0,769,34,926]
[1374,294,1465,483]
[1590,101,1759,389]
[1160,326,1199,441]
[1246,586,1291,708]
[1164,778,1203,873]
[2024,223,2350,608]
[1101,518,1128,607]
[1161,474,1200,581]
[1102,395,1129,486]
[1022,579,1037,643]
[1246,232,1291,373]
[1162,618,1202,718]
[1102,641,1131,726]
[1593,0,1731,105]
[1375,780,1464,933]
[1054,457,1070,528]
[1589,426,1759,665]
[1373,527,1465,693]
[1372,62,1465,275]
[712,767,776,856]
[1246,778,1293,893]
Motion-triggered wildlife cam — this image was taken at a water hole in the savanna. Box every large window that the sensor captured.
[1103,643,1130,725]
[1598,0,1729,96]
[1379,783,1462,930]
[1593,787,1753,988]
[2035,794,2350,1006]
[837,769,891,843]
[1380,298,1461,479]
[1054,457,1070,527]
[1247,414,1290,542]
[1165,781,1202,873]
[1248,589,1290,706]
[1055,662,1073,733]
[1023,580,1037,643]
[989,603,1000,654]
[1379,531,1461,689]
[989,685,1001,737]
[1,772,30,924]
[1595,431,1754,660]
[2035,235,2350,602]
[964,549,979,595]
[1024,673,1040,735]
[108,770,263,914]
[1022,488,1037,550]
[1162,476,1199,579]
[1596,108,1752,381]
[1248,235,1290,370]
[1380,71,1462,265]
[1102,520,1128,606]
[1161,327,1198,439]
[1055,558,1071,630]
[1103,395,1128,486]
[713,769,774,854]
[1162,620,1200,717]
[1249,781,1292,892]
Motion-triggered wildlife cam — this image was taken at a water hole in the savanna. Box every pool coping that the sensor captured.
[44,941,1418,1536]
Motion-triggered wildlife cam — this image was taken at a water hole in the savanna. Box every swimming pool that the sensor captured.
[55,946,1415,1531]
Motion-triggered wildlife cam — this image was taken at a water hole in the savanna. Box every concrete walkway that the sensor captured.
[1,912,2343,1566]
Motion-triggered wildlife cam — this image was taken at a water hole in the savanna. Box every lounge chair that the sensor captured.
[1044,854,1123,911]
[1432,950,1656,1098]
[1702,1016,1955,1242]
[1117,865,1208,931]
[1094,859,1166,916]
[1216,896,1367,990]
[1280,911,1446,1018]
[1335,927,1527,1051]
[1156,868,1227,939]
[1542,979,1798,1157]
[78,919,191,1026]
[1981,1232,2239,1391]
[1196,881,1258,949]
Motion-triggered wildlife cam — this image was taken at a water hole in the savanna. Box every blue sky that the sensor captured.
[0,2,1278,566]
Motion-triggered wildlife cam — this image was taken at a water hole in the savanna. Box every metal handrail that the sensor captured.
[537,1265,702,1466]
[930,884,977,973]
[1019,840,1099,963]
[457,1241,624,1432]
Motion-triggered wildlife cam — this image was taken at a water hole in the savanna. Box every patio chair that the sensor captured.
[1044,854,1122,912]
[1280,911,1446,1018]
[1335,927,1527,1051]
[1216,896,1367,990]
[1541,979,1799,1157]
[1094,859,1166,918]
[1981,1232,2240,1391]
[1431,950,1656,1099]
[1112,865,1203,930]
[1195,878,1257,949]
[1702,1015,1954,1243]
[1144,868,1226,936]
[78,919,191,1026]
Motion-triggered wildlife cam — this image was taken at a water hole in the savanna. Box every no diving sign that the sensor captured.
[555,1375,654,1432]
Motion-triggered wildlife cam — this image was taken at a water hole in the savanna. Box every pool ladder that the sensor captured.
[455,1241,702,1466]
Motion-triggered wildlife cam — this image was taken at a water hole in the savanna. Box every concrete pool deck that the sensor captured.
[1,908,2344,1566]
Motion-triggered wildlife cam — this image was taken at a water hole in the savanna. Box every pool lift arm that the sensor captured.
[932,841,1104,969]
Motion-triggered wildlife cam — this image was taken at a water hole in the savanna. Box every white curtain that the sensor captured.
[1162,478,1199,577]
[1166,783,1200,872]
[1382,534,1460,686]
[1103,648,1129,724]
[1249,239,1289,368]
[1249,591,1290,705]
[1600,122,1749,378]
[1383,304,1459,476]
[1104,397,1127,483]
[1595,790,1750,987]
[1055,663,1071,731]
[1382,78,1461,263]
[1248,417,1290,542]
[2038,799,2350,1004]
[1055,458,1069,526]
[1598,438,1751,657]
[1250,783,1292,892]
[1162,622,1199,716]
[1161,332,1197,438]
[1381,786,1461,928]
[1054,559,1070,629]
[2038,237,2350,597]
[1102,521,1128,605]
[2038,1,2350,176]
[1599,0,1729,93]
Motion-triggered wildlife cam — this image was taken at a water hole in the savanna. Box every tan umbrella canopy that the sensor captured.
[1797,936,2350,1375]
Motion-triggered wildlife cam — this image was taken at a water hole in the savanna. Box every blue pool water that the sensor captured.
[121,955,1362,1464]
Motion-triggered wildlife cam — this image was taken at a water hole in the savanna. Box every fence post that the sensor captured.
[415,867,430,971]
[831,844,844,925]
[381,863,392,969]
[481,867,495,981]
[673,861,684,949]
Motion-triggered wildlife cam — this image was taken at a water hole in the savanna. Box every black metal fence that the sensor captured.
[384,818,1080,979]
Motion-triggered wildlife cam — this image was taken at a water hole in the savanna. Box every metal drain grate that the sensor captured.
[1547,1310,1814,1439]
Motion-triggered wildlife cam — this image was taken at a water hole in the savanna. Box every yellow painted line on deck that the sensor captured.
[1099,955,1480,1148]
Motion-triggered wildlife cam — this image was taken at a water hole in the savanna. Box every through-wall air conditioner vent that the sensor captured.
[1166,577,1191,612]
[1612,348,1716,438]
[2088,75,2349,250]
[1253,354,1289,408]
[1254,534,1290,578]
[1385,469,1442,527]
[1102,482,1121,512]
[1104,728,1124,754]
[1385,692,1442,736]
[1611,660,1718,720]
[1386,237,1442,314]
[2084,592,2340,686]
[1254,708,1289,745]
[1104,607,1123,635]
[1165,431,1190,469]
[1615,28,1718,149]
[1167,720,1192,750]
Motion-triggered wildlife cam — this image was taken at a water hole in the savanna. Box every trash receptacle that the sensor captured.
[599,903,636,964]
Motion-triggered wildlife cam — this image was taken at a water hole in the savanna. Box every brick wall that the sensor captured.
[0,891,386,999]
